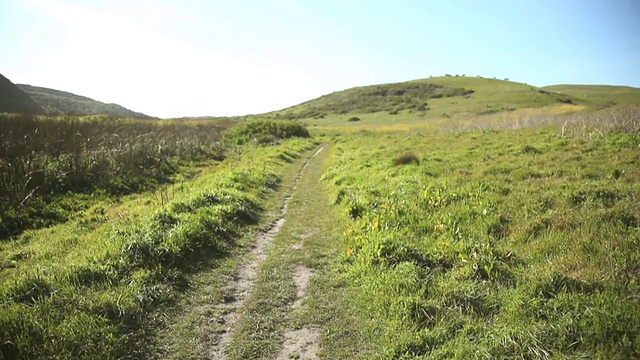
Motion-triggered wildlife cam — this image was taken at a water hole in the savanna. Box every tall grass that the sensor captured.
[447,106,640,135]
[0,114,230,239]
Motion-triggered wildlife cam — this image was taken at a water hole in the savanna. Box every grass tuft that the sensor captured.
[393,152,420,166]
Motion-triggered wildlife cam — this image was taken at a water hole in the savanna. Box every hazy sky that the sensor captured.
[1,0,639,118]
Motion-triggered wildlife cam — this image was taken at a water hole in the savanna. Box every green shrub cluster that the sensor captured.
[0,114,228,239]
[223,119,310,145]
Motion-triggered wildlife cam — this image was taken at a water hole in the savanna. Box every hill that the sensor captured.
[17,84,152,118]
[272,81,475,119]
[0,73,44,114]
[271,76,639,122]
[542,84,640,110]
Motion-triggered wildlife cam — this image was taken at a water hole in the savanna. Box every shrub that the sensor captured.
[557,97,574,104]
[393,152,420,166]
[223,119,310,145]
[348,116,361,122]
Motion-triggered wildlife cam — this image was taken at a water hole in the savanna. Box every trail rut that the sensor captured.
[275,262,319,360]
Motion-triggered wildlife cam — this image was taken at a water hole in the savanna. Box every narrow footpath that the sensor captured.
[213,144,328,359]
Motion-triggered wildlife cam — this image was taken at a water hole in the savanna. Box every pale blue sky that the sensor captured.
[1,0,638,117]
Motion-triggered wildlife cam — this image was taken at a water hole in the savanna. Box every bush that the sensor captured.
[223,119,310,145]
[393,152,420,166]
[348,116,361,122]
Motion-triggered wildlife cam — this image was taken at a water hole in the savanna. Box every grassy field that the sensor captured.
[311,114,640,358]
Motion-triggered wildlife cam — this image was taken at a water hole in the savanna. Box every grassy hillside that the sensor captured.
[17,84,151,118]
[411,76,575,114]
[2,72,639,359]
[0,74,44,114]
[271,76,589,123]
[268,77,640,132]
[542,84,640,110]
[273,81,474,119]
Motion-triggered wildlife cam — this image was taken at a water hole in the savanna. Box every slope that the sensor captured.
[542,84,640,110]
[17,84,152,118]
[271,76,583,121]
[0,74,44,114]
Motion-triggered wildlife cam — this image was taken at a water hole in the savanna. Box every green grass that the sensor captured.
[207,108,640,359]
[0,133,316,359]
[312,125,640,358]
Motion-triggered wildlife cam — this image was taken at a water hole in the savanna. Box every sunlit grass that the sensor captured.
[318,122,640,358]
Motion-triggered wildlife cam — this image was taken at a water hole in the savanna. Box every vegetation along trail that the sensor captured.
[154,143,333,360]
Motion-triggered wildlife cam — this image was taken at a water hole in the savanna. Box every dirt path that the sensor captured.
[212,145,326,359]
[275,263,319,360]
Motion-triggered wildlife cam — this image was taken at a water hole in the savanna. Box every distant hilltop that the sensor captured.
[0,73,44,114]
[267,76,640,120]
[0,73,151,118]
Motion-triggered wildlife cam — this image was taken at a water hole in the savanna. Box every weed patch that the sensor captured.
[393,152,420,166]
